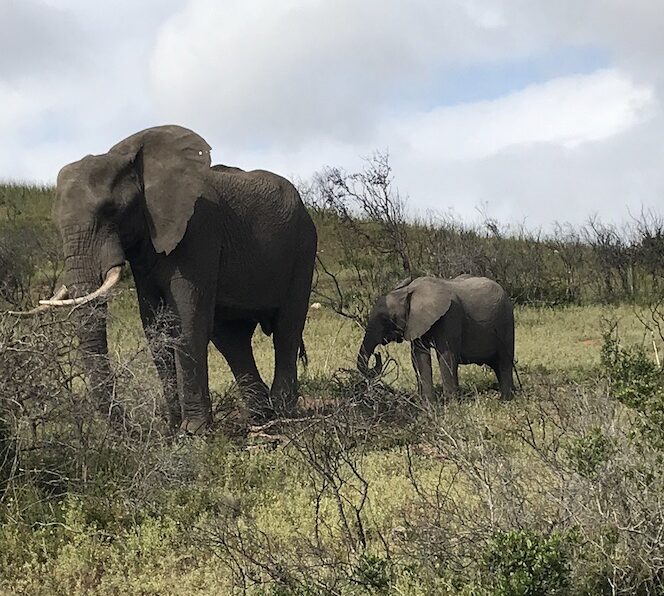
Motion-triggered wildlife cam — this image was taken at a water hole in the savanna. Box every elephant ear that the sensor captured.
[110,125,212,255]
[404,278,453,341]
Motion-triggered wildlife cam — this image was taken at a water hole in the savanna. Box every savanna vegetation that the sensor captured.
[2,157,664,595]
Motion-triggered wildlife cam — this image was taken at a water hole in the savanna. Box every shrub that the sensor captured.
[601,329,664,450]
[564,427,615,480]
[0,183,62,309]
[482,529,577,596]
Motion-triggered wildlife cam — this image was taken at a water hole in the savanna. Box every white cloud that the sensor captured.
[0,0,84,80]
[2,0,664,226]
[151,0,417,145]
[150,0,569,148]
[0,0,181,182]
[390,69,655,162]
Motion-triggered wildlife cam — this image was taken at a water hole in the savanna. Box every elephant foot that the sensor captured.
[169,412,182,432]
[247,404,273,425]
[179,415,212,437]
[242,384,270,419]
[246,393,298,424]
[268,391,299,418]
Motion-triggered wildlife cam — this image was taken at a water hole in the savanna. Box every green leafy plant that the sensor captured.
[601,330,664,449]
[482,529,577,596]
[352,552,392,593]
[565,427,615,479]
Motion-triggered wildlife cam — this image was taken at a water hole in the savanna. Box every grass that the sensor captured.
[0,183,54,223]
[1,295,638,594]
[109,287,656,396]
[2,184,664,593]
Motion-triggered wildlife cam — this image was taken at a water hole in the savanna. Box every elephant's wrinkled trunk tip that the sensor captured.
[357,348,383,378]
[39,265,122,307]
[6,285,69,316]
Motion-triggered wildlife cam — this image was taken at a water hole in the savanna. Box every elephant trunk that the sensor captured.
[357,334,383,378]
[61,227,125,417]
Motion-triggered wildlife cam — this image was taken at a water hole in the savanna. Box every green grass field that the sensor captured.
[2,296,661,594]
[2,184,664,594]
[109,286,655,392]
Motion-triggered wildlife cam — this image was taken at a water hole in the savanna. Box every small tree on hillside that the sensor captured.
[306,151,413,324]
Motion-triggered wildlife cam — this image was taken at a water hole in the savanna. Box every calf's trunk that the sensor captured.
[357,334,383,378]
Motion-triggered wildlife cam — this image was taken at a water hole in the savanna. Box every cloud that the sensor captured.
[382,70,659,226]
[0,0,182,182]
[2,0,664,226]
[150,0,574,148]
[390,69,655,161]
[0,1,85,80]
[149,0,662,149]
[147,0,664,226]
[151,0,419,145]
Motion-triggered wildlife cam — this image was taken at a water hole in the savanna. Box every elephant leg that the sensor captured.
[411,340,434,401]
[269,253,314,417]
[495,356,514,400]
[211,318,269,417]
[270,303,308,417]
[434,344,459,399]
[167,278,213,435]
[500,328,516,400]
[134,279,181,432]
[270,326,301,417]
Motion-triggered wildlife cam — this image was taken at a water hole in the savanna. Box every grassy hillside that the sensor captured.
[2,181,664,594]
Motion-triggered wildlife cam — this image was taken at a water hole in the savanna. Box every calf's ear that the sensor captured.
[404,284,452,341]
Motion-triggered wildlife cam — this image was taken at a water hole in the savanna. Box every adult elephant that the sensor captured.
[15,125,317,435]
[357,275,515,400]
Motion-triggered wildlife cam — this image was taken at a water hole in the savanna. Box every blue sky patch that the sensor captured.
[407,45,611,109]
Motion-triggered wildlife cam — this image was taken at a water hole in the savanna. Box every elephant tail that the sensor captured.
[512,360,523,390]
[298,339,308,368]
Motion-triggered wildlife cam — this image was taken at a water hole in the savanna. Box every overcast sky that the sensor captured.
[1,0,663,227]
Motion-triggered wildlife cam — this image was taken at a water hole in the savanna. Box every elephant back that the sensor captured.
[453,276,510,323]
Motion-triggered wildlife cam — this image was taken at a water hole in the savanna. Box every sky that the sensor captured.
[1,0,663,227]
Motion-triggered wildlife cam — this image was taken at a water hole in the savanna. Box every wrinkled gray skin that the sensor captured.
[53,125,317,434]
[358,275,515,400]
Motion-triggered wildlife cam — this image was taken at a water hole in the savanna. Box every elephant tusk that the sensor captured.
[38,266,122,307]
[6,285,69,316]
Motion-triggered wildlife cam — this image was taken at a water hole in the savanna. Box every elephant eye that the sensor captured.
[97,199,118,218]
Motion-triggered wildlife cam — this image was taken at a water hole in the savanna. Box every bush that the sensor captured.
[564,427,615,480]
[6,175,664,593]
[482,529,577,596]
[601,328,664,450]
[0,183,62,309]
[306,156,664,314]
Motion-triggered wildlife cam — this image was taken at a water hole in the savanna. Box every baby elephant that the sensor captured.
[357,275,515,400]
